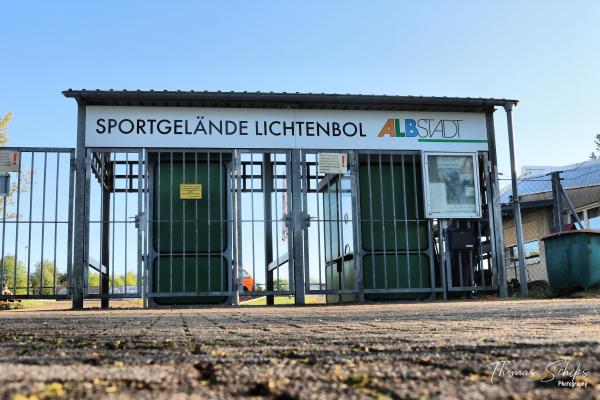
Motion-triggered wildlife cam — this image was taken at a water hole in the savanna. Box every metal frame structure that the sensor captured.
[236,150,296,302]
[0,147,75,300]
[145,149,236,304]
[85,148,144,305]
[58,90,523,309]
[437,152,503,294]
[356,151,442,298]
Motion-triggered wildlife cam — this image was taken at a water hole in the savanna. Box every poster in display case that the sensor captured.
[423,152,482,219]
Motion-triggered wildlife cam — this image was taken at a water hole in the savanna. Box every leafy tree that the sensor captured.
[110,272,138,287]
[0,112,31,219]
[592,134,600,159]
[88,271,137,288]
[112,275,125,286]
[273,279,289,291]
[123,272,137,286]
[0,112,12,146]
[88,272,100,286]
[30,260,66,295]
[1,255,28,295]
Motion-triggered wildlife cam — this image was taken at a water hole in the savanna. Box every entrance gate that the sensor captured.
[85,149,144,305]
[232,149,452,305]
[0,147,502,306]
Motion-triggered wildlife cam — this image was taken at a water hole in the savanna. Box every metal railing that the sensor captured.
[0,147,74,300]
[85,149,144,302]
[0,146,510,305]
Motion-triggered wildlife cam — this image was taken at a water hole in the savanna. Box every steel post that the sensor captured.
[504,102,528,297]
[551,172,564,232]
[263,153,275,304]
[349,151,364,303]
[559,182,584,229]
[101,154,110,309]
[233,150,242,306]
[291,150,305,305]
[485,111,508,297]
[72,103,87,309]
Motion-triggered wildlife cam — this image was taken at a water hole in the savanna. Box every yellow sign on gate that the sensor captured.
[180,184,202,200]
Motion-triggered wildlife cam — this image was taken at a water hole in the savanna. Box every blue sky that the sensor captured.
[1,0,599,176]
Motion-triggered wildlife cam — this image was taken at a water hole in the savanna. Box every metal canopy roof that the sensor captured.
[63,89,517,113]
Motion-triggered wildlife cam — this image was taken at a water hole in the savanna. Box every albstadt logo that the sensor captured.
[377,118,486,143]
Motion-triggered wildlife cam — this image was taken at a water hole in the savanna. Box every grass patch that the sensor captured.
[0,299,73,311]
[19,300,48,309]
[0,300,47,310]
[241,295,325,306]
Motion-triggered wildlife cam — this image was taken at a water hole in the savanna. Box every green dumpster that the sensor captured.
[153,161,227,254]
[325,255,356,304]
[153,256,228,305]
[321,175,357,303]
[542,230,600,291]
[152,158,230,305]
[359,158,433,300]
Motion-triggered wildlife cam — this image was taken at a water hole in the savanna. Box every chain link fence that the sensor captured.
[500,159,600,295]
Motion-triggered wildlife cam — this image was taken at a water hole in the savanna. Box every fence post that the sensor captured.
[72,103,87,309]
[485,111,508,297]
[263,153,275,305]
[100,154,110,309]
[349,151,365,303]
[504,102,528,297]
[290,150,306,305]
[551,172,564,232]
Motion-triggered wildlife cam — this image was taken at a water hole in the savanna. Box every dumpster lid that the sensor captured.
[541,229,600,241]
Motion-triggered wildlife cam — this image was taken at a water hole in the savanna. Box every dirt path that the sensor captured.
[0,298,598,399]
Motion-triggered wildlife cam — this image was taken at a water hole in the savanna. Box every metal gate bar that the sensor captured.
[63,146,503,306]
[302,150,359,300]
[145,150,235,301]
[359,151,440,296]
[85,149,144,301]
[0,147,74,300]
[236,151,294,298]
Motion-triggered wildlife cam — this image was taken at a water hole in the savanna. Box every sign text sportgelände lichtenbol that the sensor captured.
[85,106,489,151]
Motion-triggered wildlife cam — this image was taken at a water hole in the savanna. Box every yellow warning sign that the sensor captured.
[180,184,202,200]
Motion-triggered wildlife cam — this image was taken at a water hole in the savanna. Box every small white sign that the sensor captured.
[318,152,348,174]
[0,150,20,172]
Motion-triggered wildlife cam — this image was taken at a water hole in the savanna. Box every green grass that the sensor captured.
[0,299,46,310]
[240,295,325,306]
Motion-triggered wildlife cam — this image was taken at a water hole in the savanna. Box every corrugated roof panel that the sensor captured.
[62,89,517,112]
[501,159,600,204]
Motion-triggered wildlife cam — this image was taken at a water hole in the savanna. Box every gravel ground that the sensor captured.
[0,298,599,399]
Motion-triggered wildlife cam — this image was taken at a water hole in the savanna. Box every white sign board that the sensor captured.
[85,106,488,151]
[423,152,482,219]
[0,150,20,172]
[318,153,348,174]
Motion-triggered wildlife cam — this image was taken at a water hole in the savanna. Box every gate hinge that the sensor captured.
[282,212,311,228]
[301,211,311,228]
[133,212,146,230]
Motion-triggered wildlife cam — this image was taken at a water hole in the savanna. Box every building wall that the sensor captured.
[503,207,552,283]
